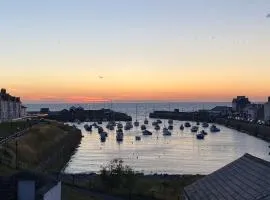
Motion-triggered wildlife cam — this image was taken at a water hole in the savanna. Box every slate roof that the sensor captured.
[211,106,231,112]
[184,154,270,200]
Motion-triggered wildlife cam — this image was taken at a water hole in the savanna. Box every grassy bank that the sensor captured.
[0,120,31,138]
[0,121,82,172]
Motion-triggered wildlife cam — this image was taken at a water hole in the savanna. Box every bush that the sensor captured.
[100,159,137,196]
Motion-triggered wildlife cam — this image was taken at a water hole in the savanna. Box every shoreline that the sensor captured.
[215,118,270,142]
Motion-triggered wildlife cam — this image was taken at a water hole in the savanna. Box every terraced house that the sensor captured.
[0,88,25,123]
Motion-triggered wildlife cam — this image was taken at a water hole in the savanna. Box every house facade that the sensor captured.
[264,97,270,123]
[0,88,26,122]
[232,96,250,113]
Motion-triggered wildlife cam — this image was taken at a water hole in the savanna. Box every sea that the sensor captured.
[25,102,270,175]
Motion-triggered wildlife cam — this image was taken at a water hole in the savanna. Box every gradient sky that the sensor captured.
[1,0,270,103]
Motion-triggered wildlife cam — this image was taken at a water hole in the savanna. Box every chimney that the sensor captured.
[1,88,6,94]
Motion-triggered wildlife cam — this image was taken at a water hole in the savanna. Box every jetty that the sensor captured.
[43,108,132,122]
[149,109,212,122]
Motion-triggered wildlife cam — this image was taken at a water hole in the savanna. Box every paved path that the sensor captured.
[0,128,29,145]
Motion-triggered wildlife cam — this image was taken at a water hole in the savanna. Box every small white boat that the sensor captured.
[134,104,139,127]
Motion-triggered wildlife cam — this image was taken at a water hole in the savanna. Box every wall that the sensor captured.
[17,180,35,200]
[43,182,61,200]
[265,103,270,122]
[216,118,270,141]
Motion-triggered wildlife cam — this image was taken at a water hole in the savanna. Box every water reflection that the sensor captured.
[64,119,270,175]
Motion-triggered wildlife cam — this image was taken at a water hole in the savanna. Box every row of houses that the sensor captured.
[232,96,270,122]
[0,88,27,123]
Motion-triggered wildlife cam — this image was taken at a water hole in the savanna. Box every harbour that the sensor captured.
[63,118,270,175]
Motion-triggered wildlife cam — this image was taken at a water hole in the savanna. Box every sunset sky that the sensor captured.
[1,0,270,103]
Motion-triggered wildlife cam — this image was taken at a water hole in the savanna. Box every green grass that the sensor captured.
[62,174,204,200]
[0,121,29,138]
[0,121,81,171]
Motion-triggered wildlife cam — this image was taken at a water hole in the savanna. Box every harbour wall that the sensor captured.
[215,118,270,142]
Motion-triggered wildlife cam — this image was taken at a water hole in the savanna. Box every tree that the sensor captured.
[99,158,137,196]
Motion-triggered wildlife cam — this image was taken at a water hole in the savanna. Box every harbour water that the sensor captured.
[63,121,270,175]
[26,102,270,175]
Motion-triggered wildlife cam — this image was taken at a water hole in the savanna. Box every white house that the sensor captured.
[21,106,27,117]
[0,88,23,122]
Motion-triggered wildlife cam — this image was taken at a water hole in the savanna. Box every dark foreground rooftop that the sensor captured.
[184,154,270,200]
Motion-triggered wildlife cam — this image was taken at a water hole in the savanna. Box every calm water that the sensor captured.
[26,102,270,175]
[64,119,270,175]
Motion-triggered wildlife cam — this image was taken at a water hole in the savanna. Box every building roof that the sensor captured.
[211,106,231,112]
[0,171,58,199]
[184,154,270,200]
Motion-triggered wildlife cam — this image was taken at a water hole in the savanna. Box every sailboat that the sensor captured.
[134,104,139,127]
[143,105,149,124]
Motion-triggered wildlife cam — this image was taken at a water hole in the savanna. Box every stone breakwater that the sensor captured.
[215,118,270,142]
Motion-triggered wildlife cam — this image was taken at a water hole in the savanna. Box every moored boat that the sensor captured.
[144,118,149,125]
[168,119,173,125]
[98,126,104,134]
[117,123,123,129]
[135,136,141,140]
[154,124,160,130]
[134,120,139,127]
[202,122,209,128]
[200,130,208,135]
[184,122,191,128]
[210,125,220,132]
[84,124,92,132]
[116,129,124,141]
[100,131,107,142]
[152,121,158,126]
[196,132,205,139]
[157,119,162,124]
[141,124,146,130]
[168,125,173,130]
[142,130,152,136]
[180,124,184,130]
[163,128,172,136]
[191,126,199,132]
